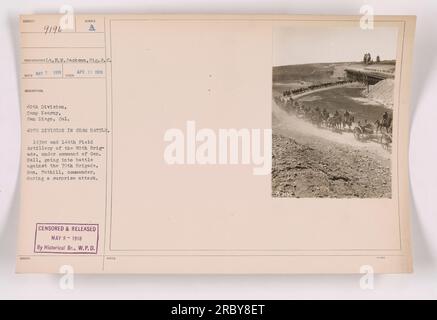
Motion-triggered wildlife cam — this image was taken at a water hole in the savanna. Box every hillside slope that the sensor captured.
[363,79,395,108]
[272,133,391,198]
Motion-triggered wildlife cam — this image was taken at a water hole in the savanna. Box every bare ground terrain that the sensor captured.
[272,101,392,198]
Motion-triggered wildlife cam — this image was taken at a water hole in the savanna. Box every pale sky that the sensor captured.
[273,26,398,66]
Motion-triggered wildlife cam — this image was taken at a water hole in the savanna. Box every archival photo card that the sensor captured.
[17,15,415,274]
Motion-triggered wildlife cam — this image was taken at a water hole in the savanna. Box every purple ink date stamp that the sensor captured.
[34,223,99,254]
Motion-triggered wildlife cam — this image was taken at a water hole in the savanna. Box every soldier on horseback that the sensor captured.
[342,110,354,130]
[382,111,389,125]
[375,111,393,132]
[344,110,350,118]
[321,108,329,120]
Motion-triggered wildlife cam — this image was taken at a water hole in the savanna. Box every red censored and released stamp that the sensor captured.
[34,223,99,254]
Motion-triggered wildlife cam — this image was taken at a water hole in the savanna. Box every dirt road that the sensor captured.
[272,100,392,198]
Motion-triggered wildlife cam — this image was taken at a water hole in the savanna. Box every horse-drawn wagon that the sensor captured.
[353,124,392,149]
[353,125,374,141]
[277,88,393,150]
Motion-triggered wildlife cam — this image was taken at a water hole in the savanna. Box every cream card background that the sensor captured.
[0,0,435,299]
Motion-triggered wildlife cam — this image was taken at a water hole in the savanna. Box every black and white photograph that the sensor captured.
[272,26,397,198]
